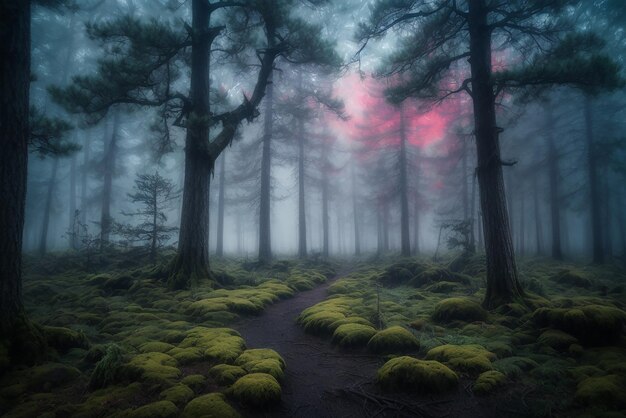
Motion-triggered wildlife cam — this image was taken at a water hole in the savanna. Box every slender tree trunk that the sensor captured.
[69,153,77,249]
[602,168,612,258]
[505,170,515,249]
[150,180,158,263]
[39,158,59,255]
[258,71,273,263]
[168,0,212,289]
[377,200,384,255]
[413,193,420,255]
[469,168,477,253]
[298,118,307,258]
[100,111,120,250]
[321,153,330,258]
[519,189,525,257]
[532,172,543,255]
[0,0,46,362]
[618,190,626,257]
[399,104,411,256]
[545,105,562,260]
[462,137,469,221]
[216,153,226,257]
[468,0,523,308]
[351,161,360,256]
[80,136,90,227]
[584,95,604,263]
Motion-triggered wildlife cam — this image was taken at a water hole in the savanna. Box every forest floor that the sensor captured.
[0,250,625,418]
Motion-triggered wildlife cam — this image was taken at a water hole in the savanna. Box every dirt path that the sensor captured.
[234,272,507,418]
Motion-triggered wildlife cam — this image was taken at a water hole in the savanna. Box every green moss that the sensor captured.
[426,344,496,374]
[159,384,194,406]
[424,281,460,293]
[410,267,471,287]
[329,316,373,329]
[127,352,180,386]
[181,374,206,392]
[209,364,248,386]
[367,326,420,354]
[7,362,81,393]
[228,373,281,408]
[123,400,178,418]
[550,269,592,288]
[43,326,89,353]
[178,327,246,363]
[332,323,377,347]
[532,305,626,345]
[432,298,487,323]
[167,347,204,365]
[492,356,539,378]
[537,329,579,351]
[139,342,175,353]
[473,370,506,395]
[235,349,285,381]
[570,365,605,382]
[181,393,240,418]
[377,356,458,393]
[89,344,126,389]
[575,375,626,408]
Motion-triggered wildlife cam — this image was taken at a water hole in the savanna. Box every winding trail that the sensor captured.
[234,271,502,418]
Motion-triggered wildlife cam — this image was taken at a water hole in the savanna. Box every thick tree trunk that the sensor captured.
[351,161,360,256]
[584,95,604,263]
[298,118,307,258]
[399,104,411,257]
[258,72,273,263]
[0,1,46,362]
[39,158,59,255]
[168,0,212,289]
[100,111,120,249]
[545,106,562,260]
[468,0,523,308]
[216,153,226,257]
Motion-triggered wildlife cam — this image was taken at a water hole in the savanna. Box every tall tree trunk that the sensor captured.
[100,110,120,250]
[532,172,543,255]
[618,190,626,257]
[377,200,384,255]
[69,153,77,249]
[584,95,604,263]
[505,170,515,249]
[39,158,59,255]
[468,0,523,308]
[602,168,612,258]
[150,180,158,263]
[399,104,411,256]
[351,161,360,256]
[413,193,420,255]
[462,137,469,221]
[258,71,273,263]
[80,136,90,227]
[321,153,330,258]
[382,201,389,252]
[519,189,525,257]
[216,153,226,257]
[545,105,562,260]
[297,117,307,258]
[469,169,477,253]
[168,0,212,289]
[0,0,46,362]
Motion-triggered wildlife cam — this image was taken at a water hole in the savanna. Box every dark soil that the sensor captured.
[234,272,522,418]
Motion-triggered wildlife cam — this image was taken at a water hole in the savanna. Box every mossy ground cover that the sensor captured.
[297,255,626,416]
[0,251,335,417]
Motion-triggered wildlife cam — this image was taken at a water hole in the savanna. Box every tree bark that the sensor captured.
[80,136,90,227]
[168,0,212,289]
[100,110,120,250]
[532,172,544,255]
[351,161,360,256]
[297,117,307,258]
[399,103,411,257]
[258,70,273,263]
[584,94,604,263]
[468,0,523,308]
[413,193,420,255]
[69,153,77,249]
[321,146,330,258]
[39,157,59,255]
[0,0,47,362]
[216,153,226,257]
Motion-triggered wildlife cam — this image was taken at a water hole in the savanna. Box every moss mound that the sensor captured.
[532,305,626,345]
[537,329,579,351]
[178,327,246,363]
[89,343,126,389]
[228,373,281,408]
[332,323,377,347]
[426,344,496,374]
[235,349,285,380]
[9,362,81,392]
[159,384,194,406]
[127,352,181,386]
[123,400,178,418]
[411,266,471,287]
[367,326,420,353]
[432,298,487,323]
[379,261,426,286]
[209,364,248,386]
[492,356,539,378]
[377,356,458,393]
[182,393,240,418]
[550,269,592,288]
[575,375,626,408]
[473,370,506,395]
[43,326,89,353]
